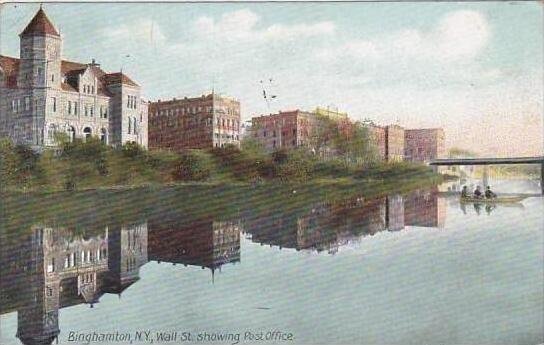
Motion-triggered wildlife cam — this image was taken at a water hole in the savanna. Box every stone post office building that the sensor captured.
[0,8,148,149]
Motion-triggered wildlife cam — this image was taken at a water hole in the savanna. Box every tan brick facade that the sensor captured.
[251,110,317,151]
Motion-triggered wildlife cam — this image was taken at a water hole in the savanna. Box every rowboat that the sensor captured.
[460,196,526,204]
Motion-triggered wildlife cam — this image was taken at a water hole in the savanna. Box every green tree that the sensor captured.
[173,151,211,181]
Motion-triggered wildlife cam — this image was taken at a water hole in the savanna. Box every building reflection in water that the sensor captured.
[0,188,444,345]
[148,217,241,277]
[245,188,445,253]
[0,223,148,345]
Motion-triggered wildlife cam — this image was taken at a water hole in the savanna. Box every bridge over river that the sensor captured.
[429,156,544,193]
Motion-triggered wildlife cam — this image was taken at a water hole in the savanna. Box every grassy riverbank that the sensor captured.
[0,138,440,193]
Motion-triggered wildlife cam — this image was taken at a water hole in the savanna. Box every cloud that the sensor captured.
[316,10,490,64]
[192,9,335,42]
[97,8,540,156]
[103,18,166,45]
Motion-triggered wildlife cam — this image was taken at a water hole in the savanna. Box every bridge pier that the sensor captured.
[483,165,489,188]
[541,162,543,194]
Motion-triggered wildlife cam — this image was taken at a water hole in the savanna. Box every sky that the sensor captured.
[1,2,543,156]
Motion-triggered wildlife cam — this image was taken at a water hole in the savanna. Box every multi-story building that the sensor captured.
[251,110,318,151]
[385,125,405,161]
[404,128,446,163]
[0,7,148,148]
[368,124,386,160]
[148,93,240,151]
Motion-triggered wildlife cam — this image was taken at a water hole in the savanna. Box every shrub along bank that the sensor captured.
[0,138,439,192]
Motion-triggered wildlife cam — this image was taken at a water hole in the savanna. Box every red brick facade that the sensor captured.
[148,93,240,152]
[404,128,445,163]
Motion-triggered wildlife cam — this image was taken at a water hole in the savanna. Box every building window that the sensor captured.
[11,99,16,112]
[91,85,95,94]
[83,127,92,140]
[51,97,57,112]
[90,106,94,117]
[273,130,276,138]
[51,74,55,82]
[47,258,55,273]
[74,102,78,115]
[84,105,88,116]
[47,286,53,296]
[37,67,43,83]
[67,126,75,142]
[128,117,132,134]
[24,97,30,111]
[68,101,72,115]
[100,128,107,144]
[263,131,267,137]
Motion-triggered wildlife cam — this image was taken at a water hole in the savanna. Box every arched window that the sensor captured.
[83,127,92,141]
[48,124,57,143]
[100,128,107,144]
[67,126,76,142]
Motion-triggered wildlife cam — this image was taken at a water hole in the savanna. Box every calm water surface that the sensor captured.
[1,180,543,345]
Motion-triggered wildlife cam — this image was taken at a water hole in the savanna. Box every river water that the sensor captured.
[1,180,542,345]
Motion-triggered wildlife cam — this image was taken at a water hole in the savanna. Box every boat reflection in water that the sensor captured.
[0,188,445,345]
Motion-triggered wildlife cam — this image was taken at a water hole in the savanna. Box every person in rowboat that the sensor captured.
[485,186,497,199]
[473,185,483,199]
[461,186,469,199]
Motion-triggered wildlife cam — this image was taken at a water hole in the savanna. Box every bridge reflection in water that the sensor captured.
[0,189,445,345]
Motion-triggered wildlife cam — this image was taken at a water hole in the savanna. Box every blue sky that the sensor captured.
[1,2,542,155]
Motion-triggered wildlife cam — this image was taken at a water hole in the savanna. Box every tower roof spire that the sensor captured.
[20,6,60,37]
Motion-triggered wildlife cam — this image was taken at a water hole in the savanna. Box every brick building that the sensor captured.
[0,8,148,148]
[404,128,446,163]
[385,125,405,161]
[251,110,317,151]
[148,93,240,151]
[368,125,386,160]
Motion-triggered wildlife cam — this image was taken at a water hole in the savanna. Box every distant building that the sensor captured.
[251,110,317,151]
[148,93,240,151]
[314,107,348,121]
[385,125,405,162]
[0,8,148,148]
[368,125,386,160]
[404,128,446,163]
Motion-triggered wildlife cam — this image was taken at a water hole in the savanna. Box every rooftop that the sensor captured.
[20,7,60,37]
